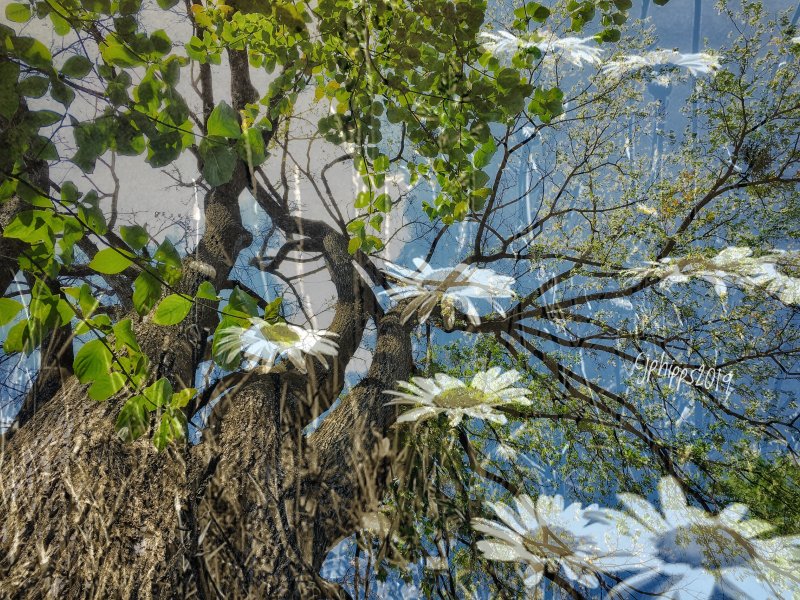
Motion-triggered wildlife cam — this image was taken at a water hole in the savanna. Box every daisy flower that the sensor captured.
[588,476,800,599]
[214,317,339,373]
[535,30,604,66]
[623,247,800,305]
[384,257,516,327]
[602,49,720,78]
[385,367,531,426]
[479,30,603,66]
[791,36,800,45]
[472,494,604,589]
[478,30,527,56]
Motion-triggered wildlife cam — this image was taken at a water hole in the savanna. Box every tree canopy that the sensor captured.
[1,0,799,597]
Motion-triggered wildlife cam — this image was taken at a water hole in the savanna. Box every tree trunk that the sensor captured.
[0,378,188,599]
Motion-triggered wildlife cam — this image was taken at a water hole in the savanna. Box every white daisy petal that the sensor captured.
[718,503,749,526]
[618,493,669,532]
[476,540,519,562]
[658,476,690,528]
[395,407,439,423]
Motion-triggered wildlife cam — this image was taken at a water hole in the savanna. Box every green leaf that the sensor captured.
[88,371,126,401]
[238,127,266,166]
[515,2,550,23]
[100,35,143,67]
[120,224,149,250]
[152,408,186,450]
[263,297,282,322]
[210,319,243,369]
[374,193,391,213]
[61,55,93,78]
[11,36,52,69]
[157,0,180,9]
[50,80,75,108]
[5,3,31,22]
[72,120,109,172]
[196,280,217,301]
[373,154,389,172]
[133,271,161,315]
[78,201,107,234]
[0,61,20,118]
[228,286,259,316]
[27,109,61,127]
[3,211,51,245]
[152,293,192,325]
[0,298,24,326]
[149,29,171,56]
[207,101,241,138]
[116,395,149,442]
[74,338,113,383]
[77,282,99,317]
[354,190,371,209]
[170,387,196,409]
[497,67,520,90]
[200,142,236,187]
[17,76,49,98]
[599,28,621,43]
[50,10,71,35]
[88,247,133,274]
[3,320,27,353]
[143,377,173,408]
[154,239,182,284]
[473,139,496,169]
[113,318,140,351]
[348,237,361,254]
[346,219,365,234]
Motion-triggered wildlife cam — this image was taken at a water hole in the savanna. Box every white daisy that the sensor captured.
[384,257,516,327]
[472,494,604,589]
[791,36,800,45]
[479,30,603,66]
[214,317,339,373]
[602,49,720,78]
[536,30,604,66]
[479,30,526,56]
[385,367,531,426]
[588,477,800,599]
[623,247,800,305]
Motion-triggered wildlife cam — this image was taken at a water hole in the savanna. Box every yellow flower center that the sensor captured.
[434,387,489,409]
[260,323,301,344]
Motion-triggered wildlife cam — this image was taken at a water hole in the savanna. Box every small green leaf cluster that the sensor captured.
[116,376,196,450]
[3,278,74,354]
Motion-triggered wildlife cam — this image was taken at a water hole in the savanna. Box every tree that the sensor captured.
[0,0,799,597]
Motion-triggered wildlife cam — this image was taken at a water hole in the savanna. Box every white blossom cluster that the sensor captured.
[478,30,603,66]
[478,30,719,83]
[624,247,800,305]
